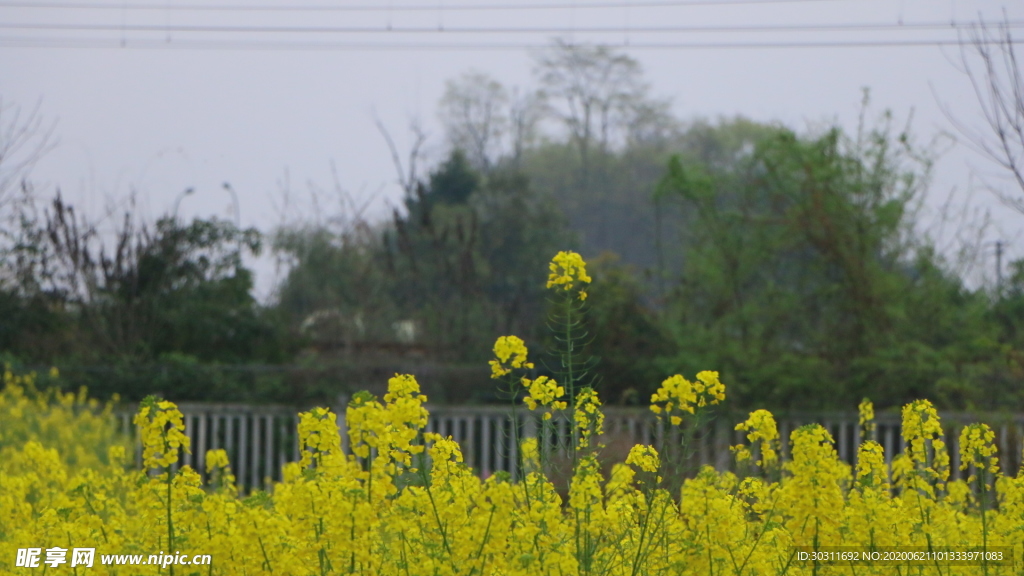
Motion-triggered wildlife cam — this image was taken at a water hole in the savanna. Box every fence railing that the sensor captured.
[119,402,302,491]
[119,402,1024,492]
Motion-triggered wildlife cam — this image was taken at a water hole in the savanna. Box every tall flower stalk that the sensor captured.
[960,423,1000,576]
[134,395,191,576]
[544,250,595,468]
[858,398,876,444]
[489,335,540,484]
[731,408,781,482]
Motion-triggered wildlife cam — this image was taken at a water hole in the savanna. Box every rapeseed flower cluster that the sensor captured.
[135,396,192,470]
[546,250,591,300]
[0,368,127,472]
[488,335,534,379]
[521,375,567,419]
[858,398,876,442]
[572,387,604,450]
[650,371,726,424]
[855,440,889,491]
[733,409,780,469]
[960,423,1000,478]
[625,445,660,474]
[893,399,950,498]
[4,370,1024,575]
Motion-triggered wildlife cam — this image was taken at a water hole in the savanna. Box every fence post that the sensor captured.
[714,417,731,471]
[523,412,537,439]
[335,394,349,454]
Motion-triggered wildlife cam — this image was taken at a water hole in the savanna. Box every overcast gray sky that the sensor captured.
[2,0,1022,298]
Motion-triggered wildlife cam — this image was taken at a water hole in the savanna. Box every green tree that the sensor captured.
[655,106,1009,410]
[438,72,509,173]
[582,253,671,404]
[533,40,674,191]
[274,149,572,375]
[41,198,273,361]
[2,195,289,400]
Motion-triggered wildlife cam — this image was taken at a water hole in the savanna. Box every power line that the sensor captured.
[0,20,1014,35]
[0,0,854,12]
[0,36,1000,50]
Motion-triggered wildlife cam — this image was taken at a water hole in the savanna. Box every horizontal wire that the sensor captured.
[0,20,1012,35]
[0,0,854,12]
[0,37,997,50]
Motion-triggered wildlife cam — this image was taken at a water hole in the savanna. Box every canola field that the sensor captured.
[1,251,1023,575]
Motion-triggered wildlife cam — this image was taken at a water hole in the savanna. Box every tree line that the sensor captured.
[0,39,1022,412]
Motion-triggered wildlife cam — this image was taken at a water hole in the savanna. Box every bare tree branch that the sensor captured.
[944,14,1024,215]
[373,114,427,198]
[0,97,58,209]
[438,70,509,172]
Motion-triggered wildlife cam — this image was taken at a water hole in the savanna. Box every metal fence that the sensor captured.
[119,401,1024,492]
[119,402,302,491]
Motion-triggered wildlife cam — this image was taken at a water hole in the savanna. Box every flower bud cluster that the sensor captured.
[732,409,780,468]
[133,398,191,470]
[573,387,604,450]
[959,423,1000,482]
[546,250,592,300]
[649,371,725,425]
[522,375,567,419]
[489,335,534,379]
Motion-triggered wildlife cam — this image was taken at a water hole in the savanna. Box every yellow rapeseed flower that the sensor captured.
[959,423,1000,481]
[522,375,566,418]
[858,397,876,441]
[3,379,1024,575]
[625,445,660,473]
[733,409,779,468]
[205,448,231,473]
[573,387,604,450]
[546,250,591,299]
[855,440,889,491]
[899,399,950,496]
[7,253,1024,575]
[489,335,534,378]
[650,371,726,421]
[133,398,191,470]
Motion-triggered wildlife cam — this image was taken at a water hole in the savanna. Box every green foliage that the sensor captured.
[426,149,479,206]
[0,291,63,358]
[520,118,780,286]
[0,200,292,400]
[3,69,1021,411]
[521,141,682,277]
[992,260,1024,348]
[273,224,394,345]
[113,217,282,363]
[273,150,573,374]
[656,108,1021,411]
[582,254,671,404]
